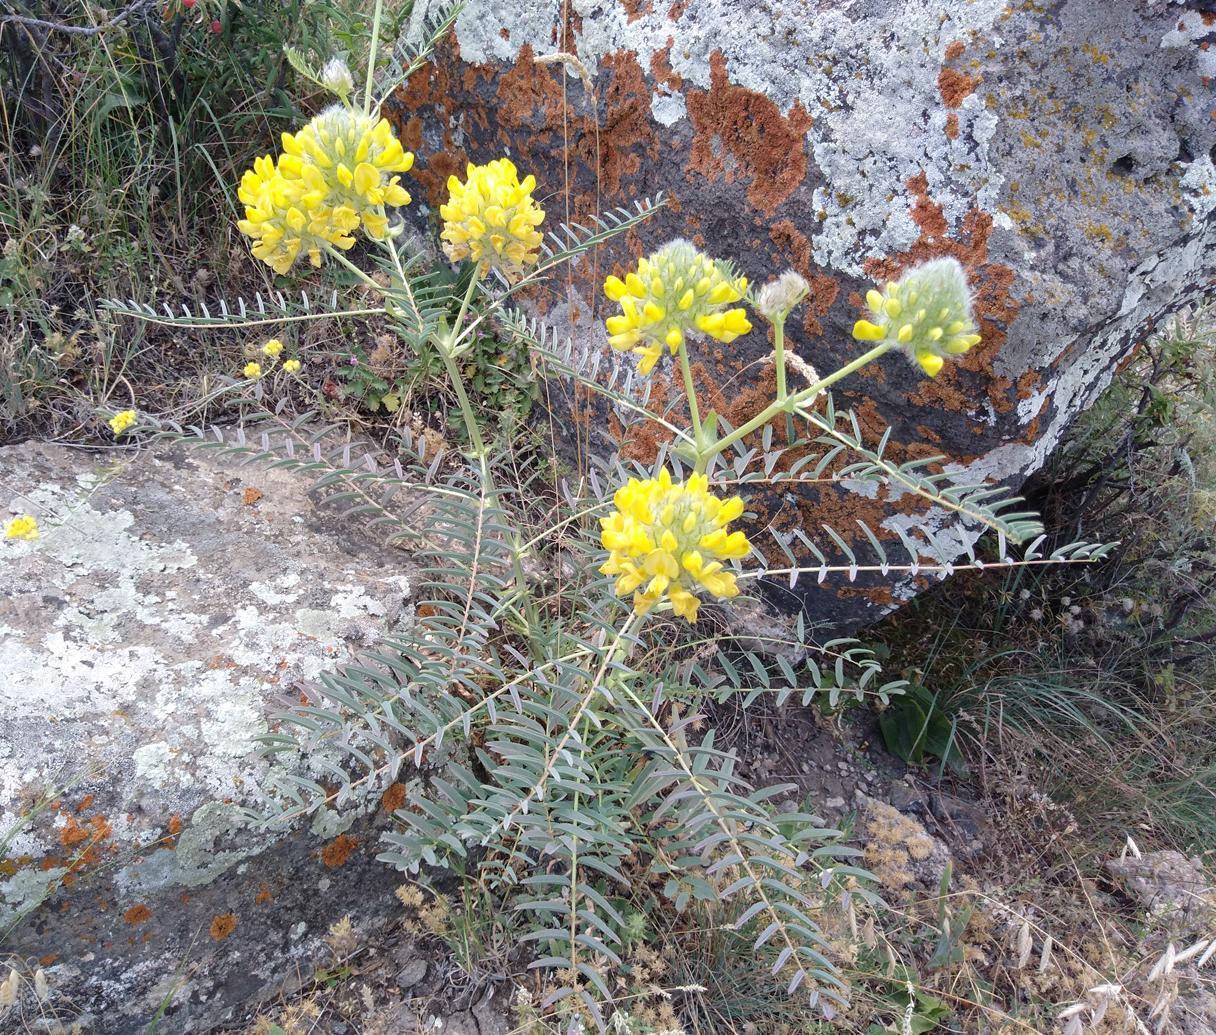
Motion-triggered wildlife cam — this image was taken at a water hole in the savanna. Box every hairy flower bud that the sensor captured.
[852,257,982,376]
[439,158,546,277]
[237,107,414,274]
[108,409,137,436]
[320,57,355,98]
[4,514,39,541]
[755,270,810,323]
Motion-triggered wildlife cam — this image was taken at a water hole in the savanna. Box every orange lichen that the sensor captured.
[905,171,949,241]
[686,51,812,216]
[620,0,653,22]
[242,486,264,506]
[381,782,407,814]
[209,913,238,941]
[649,40,683,93]
[123,904,153,926]
[320,833,361,869]
[944,40,966,60]
[58,814,112,870]
[945,113,960,140]
[938,66,981,108]
[255,883,274,905]
[494,44,565,131]
[586,51,658,196]
[167,815,182,836]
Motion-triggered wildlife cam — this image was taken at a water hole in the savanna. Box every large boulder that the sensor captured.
[389,0,1216,625]
[0,440,418,1033]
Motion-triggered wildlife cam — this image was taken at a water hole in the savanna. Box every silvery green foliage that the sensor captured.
[111,205,1112,1027]
[148,411,886,1021]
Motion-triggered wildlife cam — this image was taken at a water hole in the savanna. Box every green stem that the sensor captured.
[434,269,485,455]
[772,316,795,445]
[449,267,481,353]
[693,341,893,474]
[431,269,545,642]
[773,316,787,402]
[362,0,384,116]
[677,341,706,454]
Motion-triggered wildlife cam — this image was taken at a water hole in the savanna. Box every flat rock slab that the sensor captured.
[391,0,1216,626]
[0,440,418,1033]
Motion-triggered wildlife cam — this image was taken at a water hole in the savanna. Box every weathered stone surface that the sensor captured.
[390,0,1216,625]
[0,441,418,1033]
[1105,850,1215,935]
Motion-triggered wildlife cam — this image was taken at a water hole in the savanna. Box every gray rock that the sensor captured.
[0,440,419,1033]
[888,779,924,812]
[1105,850,1215,936]
[391,0,1216,626]
[396,958,429,991]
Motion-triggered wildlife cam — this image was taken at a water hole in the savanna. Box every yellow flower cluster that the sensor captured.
[243,340,304,379]
[604,240,751,374]
[852,257,982,377]
[4,515,39,541]
[108,409,137,436]
[600,469,750,623]
[440,159,546,277]
[238,107,414,275]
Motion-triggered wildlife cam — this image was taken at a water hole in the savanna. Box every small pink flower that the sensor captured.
[210,18,221,32]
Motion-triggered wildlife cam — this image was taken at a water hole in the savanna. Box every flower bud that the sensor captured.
[755,270,810,323]
[321,57,355,99]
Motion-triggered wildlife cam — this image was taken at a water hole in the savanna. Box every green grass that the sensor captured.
[871,303,1216,853]
[0,0,415,441]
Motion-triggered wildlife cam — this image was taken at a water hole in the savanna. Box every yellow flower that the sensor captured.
[4,515,39,541]
[280,107,414,241]
[283,358,302,374]
[439,158,546,277]
[237,154,358,275]
[600,469,750,623]
[237,107,414,274]
[852,257,982,377]
[603,240,751,374]
[108,409,137,436]
[262,338,284,358]
[243,361,263,379]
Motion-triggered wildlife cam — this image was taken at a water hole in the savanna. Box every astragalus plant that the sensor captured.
[100,2,1112,1026]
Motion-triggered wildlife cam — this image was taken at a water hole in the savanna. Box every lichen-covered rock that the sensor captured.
[0,441,418,1033]
[390,0,1216,625]
[1105,850,1215,935]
